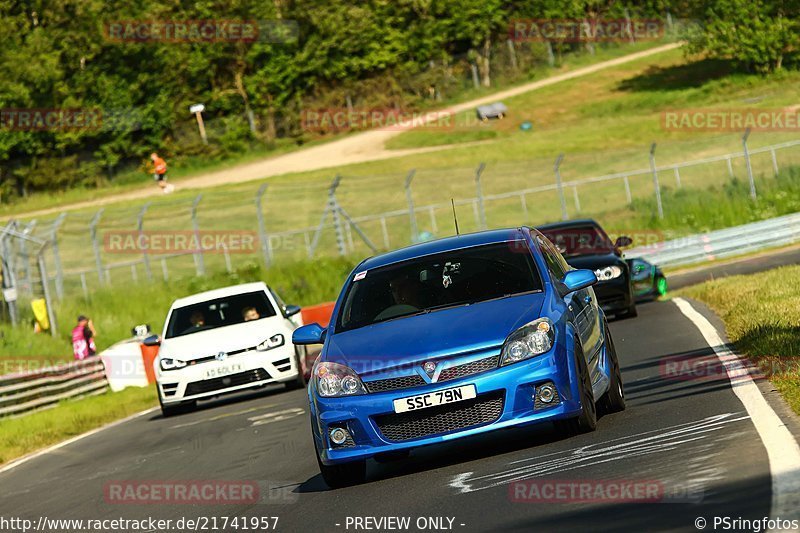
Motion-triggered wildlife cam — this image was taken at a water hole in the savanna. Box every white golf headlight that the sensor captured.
[315,362,366,397]
[159,357,187,371]
[501,318,556,366]
[594,266,623,281]
[256,333,284,351]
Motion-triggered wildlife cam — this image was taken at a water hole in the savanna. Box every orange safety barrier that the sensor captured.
[300,302,335,328]
[140,343,159,384]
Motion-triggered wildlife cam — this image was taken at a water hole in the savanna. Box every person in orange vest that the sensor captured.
[149,152,174,194]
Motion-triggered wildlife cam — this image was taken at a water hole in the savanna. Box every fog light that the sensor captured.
[329,427,348,445]
[537,384,556,404]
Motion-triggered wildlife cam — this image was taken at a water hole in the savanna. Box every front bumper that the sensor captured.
[592,276,633,314]
[311,343,587,465]
[157,344,299,403]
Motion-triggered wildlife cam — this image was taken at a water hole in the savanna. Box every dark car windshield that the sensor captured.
[165,290,276,339]
[540,225,614,257]
[336,242,542,333]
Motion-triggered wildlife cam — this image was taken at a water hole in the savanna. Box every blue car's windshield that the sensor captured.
[337,241,542,333]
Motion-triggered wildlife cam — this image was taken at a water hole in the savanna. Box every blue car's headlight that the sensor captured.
[315,362,366,397]
[501,318,556,366]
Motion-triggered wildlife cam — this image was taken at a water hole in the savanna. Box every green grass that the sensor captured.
[678,266,800,415]
[0,385,157,465]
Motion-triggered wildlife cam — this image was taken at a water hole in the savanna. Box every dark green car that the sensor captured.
[626,257,668,302]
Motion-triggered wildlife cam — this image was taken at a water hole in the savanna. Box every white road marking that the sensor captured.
[169,403,277,429]
[673,297,800,522]
[0,407,158,475]
[449,413,749,493]
[248,408,305,426]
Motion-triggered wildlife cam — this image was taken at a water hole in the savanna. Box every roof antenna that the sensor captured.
[451,198,460,235]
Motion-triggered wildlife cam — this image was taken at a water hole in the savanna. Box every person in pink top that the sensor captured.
[72,315,97,360]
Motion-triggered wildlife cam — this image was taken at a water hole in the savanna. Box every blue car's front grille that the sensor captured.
[364,355,499,394]
[373,391,504,442]
[438,355,499,382]
[365,374,426,393]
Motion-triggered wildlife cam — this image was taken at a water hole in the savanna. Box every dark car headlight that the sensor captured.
[314,362,366,397]
[501,318,556,366]
[594,266,623,281]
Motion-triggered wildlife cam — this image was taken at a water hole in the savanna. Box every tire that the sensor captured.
[314,435,366,488]
[598,321,626,414]
[284,346,308,390]
[656,276,668,297]
[554,340,597,436]
[617,301,638,319]
[158,389,196,417]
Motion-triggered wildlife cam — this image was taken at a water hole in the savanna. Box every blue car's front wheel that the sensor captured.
[554,339,597,436]
[599,320,626,414]
[313,428,366,488]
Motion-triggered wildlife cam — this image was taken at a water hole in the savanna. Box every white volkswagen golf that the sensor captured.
[147,282,308,416]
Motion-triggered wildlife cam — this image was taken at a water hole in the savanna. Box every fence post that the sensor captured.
[623,176,632,204]
[19,220,36,294]
[89,209,104,284]
[742,128,756,200]
[771,148,779,177]
[332,176,346,255]
[673,167,682,188]
[254,183,272,267]
[161,258,169,281]
[50,213,67,300]
[191,194,205,276]
[726,156,735,178]
[649,143,664,219]
[474,163,487,230]
[554,153,568,220]
[37,246,57,337]
[137,203,152,280]
[404,170,418,243]
[380,217,390,249]
[572,186,581,213]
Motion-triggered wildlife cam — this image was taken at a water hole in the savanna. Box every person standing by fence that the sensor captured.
[72,315,97,360]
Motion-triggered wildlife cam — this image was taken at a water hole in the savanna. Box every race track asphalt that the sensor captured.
[0,298,782,532]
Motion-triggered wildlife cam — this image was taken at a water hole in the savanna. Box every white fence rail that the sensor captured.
[628,212,800,268]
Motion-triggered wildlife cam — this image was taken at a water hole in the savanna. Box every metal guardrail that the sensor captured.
[0,358,108,418]
[627,212,800,268]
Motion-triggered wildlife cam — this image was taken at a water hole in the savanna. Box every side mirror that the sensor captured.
[293,323,326,345]
[284,304,302,318]
[615,235,633,248]
[560,269,597,296]
[143,334,161,347]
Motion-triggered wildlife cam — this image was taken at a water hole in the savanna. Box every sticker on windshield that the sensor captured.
[353,270,367,281]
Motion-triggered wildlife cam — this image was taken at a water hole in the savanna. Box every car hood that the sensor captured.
[159,317,284,361]
[324,292,545,376]
[564,253,625,270]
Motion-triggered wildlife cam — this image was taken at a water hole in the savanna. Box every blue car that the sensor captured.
[293,227,626,487]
